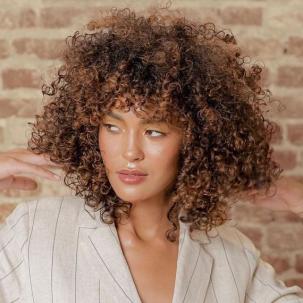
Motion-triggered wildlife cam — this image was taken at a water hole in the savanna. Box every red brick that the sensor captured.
[0,98,38,118]
[0,39,9,59]
[287,36,303,57]
[267,224,303,250]
[0,126,3,144]
[270,121,283,144]
[239,38,283,58]
[0,98,16,117]
[246,65,271,87]
[285,278,303,289]
[274,210,303,223]
[276,66,303,87]
[40,7,83,28]
[267,95,303,119]
[15,99,39,117]
[231,202,275,224]
[252,206,276,223]
[0,8,36,29]
[295,254,303,273]
[0,10,16,29]
[177,7,221,24]
[272,149,297,170]
[2,69,41,89]
[242,65,271,87]
[287,123,303,145]
[220,7,262,26]
[237,226,263,249]
[261,254,290,274]
[13,38,65,59]
[272,11,303,27]
[19,8,37,27]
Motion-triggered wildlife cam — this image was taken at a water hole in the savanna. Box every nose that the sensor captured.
[122,130,144,162]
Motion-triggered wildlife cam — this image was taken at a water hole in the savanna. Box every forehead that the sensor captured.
[103,95,183,130]
[105,110,166,125]
[103,108,184,136]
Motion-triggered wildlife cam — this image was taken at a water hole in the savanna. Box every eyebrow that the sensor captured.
[106,112,164,125]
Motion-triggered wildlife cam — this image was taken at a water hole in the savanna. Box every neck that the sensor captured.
[115,196,176,243]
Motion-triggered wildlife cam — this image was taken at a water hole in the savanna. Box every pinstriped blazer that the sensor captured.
[0,195,303,303]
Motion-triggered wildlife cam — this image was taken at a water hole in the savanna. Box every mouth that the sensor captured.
[117,170,148,176]
[117,172,147,184]
[119,172,146,176]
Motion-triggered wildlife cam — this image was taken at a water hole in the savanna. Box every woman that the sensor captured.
[0,7,303,303]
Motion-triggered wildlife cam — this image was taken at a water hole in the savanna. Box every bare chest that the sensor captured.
[120,240,179,303]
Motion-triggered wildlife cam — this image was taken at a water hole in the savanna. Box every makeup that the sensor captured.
[118,173,147,184]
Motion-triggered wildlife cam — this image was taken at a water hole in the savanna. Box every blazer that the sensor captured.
[0,195,303,303]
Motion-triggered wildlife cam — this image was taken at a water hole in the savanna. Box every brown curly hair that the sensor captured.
[27,6,283,242]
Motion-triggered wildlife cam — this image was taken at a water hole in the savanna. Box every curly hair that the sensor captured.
[27,6,283,242]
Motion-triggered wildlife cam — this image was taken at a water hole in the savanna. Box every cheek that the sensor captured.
[98,131,119,164]
[147,142,180,170]
[145,132,182,159]
[99,128,182,169]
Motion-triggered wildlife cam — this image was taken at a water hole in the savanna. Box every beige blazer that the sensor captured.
[0,195,303,303]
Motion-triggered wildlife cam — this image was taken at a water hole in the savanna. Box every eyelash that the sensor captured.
[102,124,166,137]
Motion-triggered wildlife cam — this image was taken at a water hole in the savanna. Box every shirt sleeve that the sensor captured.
[0,202,29,303]
[234,228,303,303]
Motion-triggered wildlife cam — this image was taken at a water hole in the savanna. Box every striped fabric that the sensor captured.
[0,195,303,303]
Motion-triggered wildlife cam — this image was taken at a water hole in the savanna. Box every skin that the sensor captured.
[0,126,302,302]
[0,148,62,190]
[98,106,186,302]
[242,176,303,218]
[0,136,302,221]
[98,107,184,244]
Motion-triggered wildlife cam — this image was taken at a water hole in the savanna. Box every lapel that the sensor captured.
[77,201,214,303]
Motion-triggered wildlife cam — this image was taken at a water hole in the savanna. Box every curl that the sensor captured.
[27,6,282,243]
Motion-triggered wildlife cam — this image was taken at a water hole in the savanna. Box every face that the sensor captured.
[98,107,183,205]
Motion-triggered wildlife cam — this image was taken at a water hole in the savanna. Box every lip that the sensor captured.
[117,169,148,176]
[118,173,147,184]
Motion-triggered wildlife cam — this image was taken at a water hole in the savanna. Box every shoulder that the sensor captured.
[1,195,86,241]
[192,220,261,273]
[25,194,85,214]
[26,195,86,231]
[215,221,260,256]
[191,223,303,300]
[193,220,259,255]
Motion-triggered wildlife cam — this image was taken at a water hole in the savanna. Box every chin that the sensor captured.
[114,188,147,202]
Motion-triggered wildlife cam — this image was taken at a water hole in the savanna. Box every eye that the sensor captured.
[102,124,166,137]
[103,123,119,133]
[145,129,166,137]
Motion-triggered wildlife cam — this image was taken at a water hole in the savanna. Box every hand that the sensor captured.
[0,148,63,191]
[244,176,303,218]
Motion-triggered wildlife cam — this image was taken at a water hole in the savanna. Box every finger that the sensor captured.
[35,153,64,167]
[0,175,15,190]
[14,177,38,190]
[7,148,64,167]
[0,158,61,181]
[0,176,38,190]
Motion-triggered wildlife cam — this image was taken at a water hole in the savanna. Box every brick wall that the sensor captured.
[0,0,303,287]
